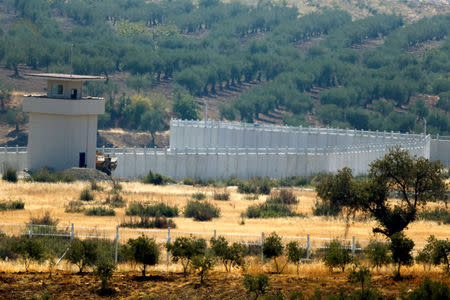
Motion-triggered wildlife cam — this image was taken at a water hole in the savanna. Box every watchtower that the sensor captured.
[23,73,105,171]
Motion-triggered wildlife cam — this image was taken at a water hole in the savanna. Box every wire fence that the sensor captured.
[0,223,431,265]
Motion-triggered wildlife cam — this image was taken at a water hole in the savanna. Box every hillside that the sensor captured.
[0,0,449,147]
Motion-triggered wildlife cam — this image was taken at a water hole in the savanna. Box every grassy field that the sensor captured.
[0,180,448,244]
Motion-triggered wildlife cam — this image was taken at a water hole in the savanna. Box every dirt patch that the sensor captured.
[62,168,112,182]
[0,270,448,299]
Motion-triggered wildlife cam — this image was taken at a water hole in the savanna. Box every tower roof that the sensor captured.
[25,73,105,81]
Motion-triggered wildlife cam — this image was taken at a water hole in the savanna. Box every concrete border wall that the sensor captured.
[170,120,425,149]
[430,138,450,165]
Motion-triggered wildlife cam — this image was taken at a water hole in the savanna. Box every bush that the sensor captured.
[286,241,306,274]
[30,211,59,226]
[11,237,45,272]
[191,252,216,285]
[402,277,450,299]
[30,167,74,182]
[418,207,450,224]
[213,191,230,201]
[126,202,179,218]
[85,206,116,216]
[80,188,94,201]
[143,170,175,185]
[242,274,270,300]
[428,236,450,273]
[166,236,206,273]
[90,180,103,191]
[267,189,298,205]
[192,192,206,200]
[263,232,285,273]
[323,239,352,272]
[123,236,160,277]
[64,200,85,213]
[210,236,245,272]
[105,191,126,208]
[66,239,99,273]
[365,240,391,270]
[94,257,116,292]
[348,266,371,291]
[312,200,340,216]
[245,203,299,218]
[0,235,17,260]
[389,232,414,280]
[120,216,176,229]
[2,168,17,182]
[0,200,24,211]
[184,200,220,221]
[237,178,272,195]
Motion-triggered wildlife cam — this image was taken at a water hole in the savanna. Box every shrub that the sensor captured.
[166,236,206,273]
[126,202,179,218]
[213,191,230,201]
[238,177,272,195]
[277,176,311,187]
[365,240,391,270]
[245,203,299,218]
[402,277,450,299]
[105,191,126,208]
[184,200,220,221]
[2,168,17,182]
[94,257,116,292]
[66,239,99,273]
[90,180,103,191]
[323,239,352,272]
[111,180,122,191]
[85,206,115,216]
[286,241,306,274]
[242,274,270,300]
[418,207,450,224]
[80,188,94,201]
[389,232,414,280]
[192,192,206,200]
[267,189,298,205]
[30,167,74,182]
[65,200,85,213]
[30,211,59,226]
[143,170,174,185]
[123,236,160,277]
[312,200,340,216]
[11,237,45,272]
[120,215,176,229]
[0,235,17,260]
[210,236,245,272]
[263,232,286,274]
[191,252,216,285]
[429,237,450,273]
[0,200,24,211]
[348,266,371,291]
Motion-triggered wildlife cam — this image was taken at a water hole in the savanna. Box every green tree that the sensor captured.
[210,236,245,272]
[243,274,270,300]
[66,239,99,274]
[123,236,160,277]
[323,239,352,272]
[166,236,206,274]
[389,232,414,280]
[286,241,305,275]
[94,257,116,292]
[11,237,45,273]
[172,91,199,120]
[262,232,285,274]
[191,252,216,285]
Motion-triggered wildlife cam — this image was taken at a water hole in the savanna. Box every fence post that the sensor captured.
[114,225,119,264]
[70,223,74,240]
[260,232,265,263]
[28,220,33,237]
[352,236,355,255]
[306,233,310,259]
[213,229,216,241]
[167,227,171,267]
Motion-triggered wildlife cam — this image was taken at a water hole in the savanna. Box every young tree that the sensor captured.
[262,232,286,274]
[286,241,305,275]
[191,252,215,285]
[210,236,245,272]
[166,236,206,274]
[94,257,116,292]
[66,239,99,274]
[124,236,160,277]
[365,240,391,271]
[172,91,199,120]
[11,237,45,273]
[389,232,414,280]
[243,274,270,300]
[323,239,352,272]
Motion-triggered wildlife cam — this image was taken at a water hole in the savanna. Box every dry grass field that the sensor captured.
[0,179,449,299]
[0,179,448,244]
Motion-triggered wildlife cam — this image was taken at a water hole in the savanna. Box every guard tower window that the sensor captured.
[79,152,86,168]
[52,84,64,95]
[71,89,77,99]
